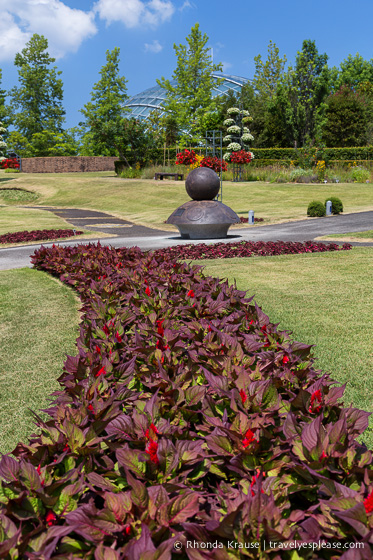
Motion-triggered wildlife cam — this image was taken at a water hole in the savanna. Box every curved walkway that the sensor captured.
[1,208,372,271]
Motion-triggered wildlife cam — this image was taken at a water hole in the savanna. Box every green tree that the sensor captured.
[10,34,65,140]
[323,86,368,147]
[0,69,11,134]
[253,40,287,99]
[290,40,329,146]
[330,54,373,92]
[157,23,222,142]
[79,47,129,158]
[7,129,79,157]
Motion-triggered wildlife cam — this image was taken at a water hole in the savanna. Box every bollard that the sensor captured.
[73,229,76,235]
[248,210,255,225]
[326,200,332,216]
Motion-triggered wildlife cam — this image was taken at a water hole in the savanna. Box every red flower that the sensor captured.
[115,331,122,343]
[63,444,70,452]
[157,319,164,336]
[36,464,42,475]
[242,429,257,448]
[95,366,106,377]
[187,289,195,297]
[145,423,159,439]
[239,389,247,404]
[88,404,94,412]
[145,286,151,296]
[319,450,327,460]
[145,439,159,465]
[364,490,373,514]
[282,355,289,364]
[156,340,169,351]
[103,325,109,335]
[95,345,101,354]
[309,389,322,413]
[45,511,57,527]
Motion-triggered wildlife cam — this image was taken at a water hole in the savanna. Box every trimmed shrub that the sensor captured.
[325,197,343,215]
[307,201,326,217]
[0,243,368,559]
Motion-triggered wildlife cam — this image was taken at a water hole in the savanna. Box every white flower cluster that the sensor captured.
[0,120,6,157]
[0,141,6,148]
[241,109,250,117]
[223,118,235,126]
[227,142,241,151]
[227,107,240,115]
[226,125,241,134]
[241,133,254,142]
[223,153,231,162]
[223,135,232,143]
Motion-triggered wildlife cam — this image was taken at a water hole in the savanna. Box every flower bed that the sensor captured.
[0,242,371,559]
[0,229,84,244]
[239,216,264,223]
[153,240,352,261]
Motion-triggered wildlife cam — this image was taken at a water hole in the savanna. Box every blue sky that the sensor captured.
[1,0,373,129]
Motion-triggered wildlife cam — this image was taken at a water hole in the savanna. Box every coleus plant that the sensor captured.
[0,242,371,559]
[0,229,83,244]
[152,240,352,261]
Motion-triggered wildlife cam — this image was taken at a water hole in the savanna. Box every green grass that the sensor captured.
[321,230,373,241]
[3,171,373,230]
[0,268,80,455]
[0,206,75,236]
[0,187,39,204]
[197,247,373,448]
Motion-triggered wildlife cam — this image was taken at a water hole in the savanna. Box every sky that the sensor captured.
[1,0,373,129]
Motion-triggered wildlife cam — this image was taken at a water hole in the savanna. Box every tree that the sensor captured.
[330,54,373,92]
[0,69,11,134]
[323,86,367,147]
[253,41,287,100]
[10,34,65,140]
[157,23,222,142]
[7,129,79,157]
[289,40,329,146]
[79,47,129,158]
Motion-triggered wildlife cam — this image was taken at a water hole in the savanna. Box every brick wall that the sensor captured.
[21,156,118,173]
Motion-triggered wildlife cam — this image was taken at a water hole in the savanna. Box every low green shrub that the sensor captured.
[290,168,313,182]
[119,167,142,179]
[325,197,343,214]
[351,166,370,183]
[307,201,326,217]
[4,168,20,174]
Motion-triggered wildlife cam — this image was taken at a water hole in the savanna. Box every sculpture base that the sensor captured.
[167,200,240,240]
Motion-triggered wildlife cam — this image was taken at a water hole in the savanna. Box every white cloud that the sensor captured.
[144,39,163,53]
[94,0,175,28]
[222,61,233,72]
[179,0,194,10]
[0,0,97,62]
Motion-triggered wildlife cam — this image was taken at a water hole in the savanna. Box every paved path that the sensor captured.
[1,208,372,271]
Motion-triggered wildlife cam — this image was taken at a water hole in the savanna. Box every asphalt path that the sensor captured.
[1,210,372,271]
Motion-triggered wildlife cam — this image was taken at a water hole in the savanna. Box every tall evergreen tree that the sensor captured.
[10,34,65,140]
[157,23,222,142]
[79,47,129,157]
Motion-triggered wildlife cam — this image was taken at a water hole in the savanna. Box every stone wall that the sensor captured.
[21,156,118,173]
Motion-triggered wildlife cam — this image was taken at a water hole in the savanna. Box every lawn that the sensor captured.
[0,268,80,454]
[1,170,373,230]
[321,229,373,242]
[198,247,373,448]
[1,246,372,455]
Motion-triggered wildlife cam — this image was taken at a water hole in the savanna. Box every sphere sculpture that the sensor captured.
[167,167,240,239]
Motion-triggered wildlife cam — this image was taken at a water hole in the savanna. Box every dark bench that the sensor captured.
[154,172,184,181]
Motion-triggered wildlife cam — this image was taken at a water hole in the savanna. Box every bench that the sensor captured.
[154,172,184,181]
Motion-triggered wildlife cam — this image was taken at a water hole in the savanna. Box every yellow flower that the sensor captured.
[190,154,204,169]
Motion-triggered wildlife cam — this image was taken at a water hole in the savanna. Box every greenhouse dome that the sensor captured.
[124,72,249,119]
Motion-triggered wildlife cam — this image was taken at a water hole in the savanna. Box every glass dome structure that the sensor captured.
[124,72,249,119]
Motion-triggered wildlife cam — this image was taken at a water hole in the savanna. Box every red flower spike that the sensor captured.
[88,404,94,413]
[45,511,57,527]
[156,320,164,336]
[364,490,373,514]
[145,439,159,465]
[95,345,101,354]
[103,325,109,335]
[115,331,122,343]
[309,389,323,413]
[95,366,106,377]
[36,464,42,475]
[145,286,151,296]
[319,451,327,460]
[239,389,247,404]
[187,289,195,297]
[242,429,257,448]
[282,355,289,364]
[63,444,70,452]
[145,423,159,439]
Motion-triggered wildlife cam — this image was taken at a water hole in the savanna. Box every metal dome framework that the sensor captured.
[124,72,249,119]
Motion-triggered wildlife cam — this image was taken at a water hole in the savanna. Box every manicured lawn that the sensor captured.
[0,206,110,246]
[2,171,373,229]
[0,268,80,454]
[198,247,373,448]
[321,229,373,242]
